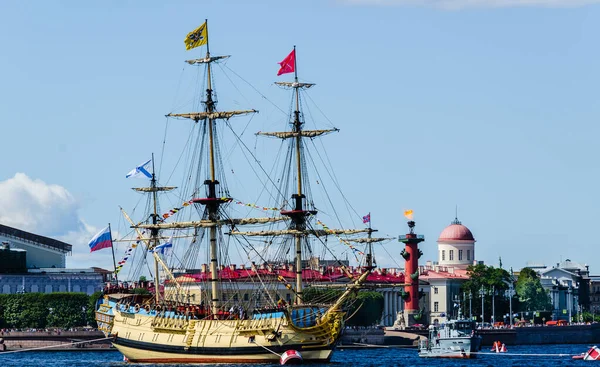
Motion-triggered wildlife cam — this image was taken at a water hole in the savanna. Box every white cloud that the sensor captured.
[0,173,81,236]
[338,0,600,9]
[0,173,114,270]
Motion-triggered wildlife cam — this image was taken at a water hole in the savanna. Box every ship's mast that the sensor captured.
[366,215,374,269]
[166,20,257,316]
[204,26,222,318]
[291,46,306,305]
[255,47,345,305]
[150,155,161,304]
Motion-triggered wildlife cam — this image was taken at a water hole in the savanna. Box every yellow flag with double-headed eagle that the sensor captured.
[185,21,208,51]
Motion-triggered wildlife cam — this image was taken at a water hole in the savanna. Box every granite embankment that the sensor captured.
[479,323,600,345]
[341,328,424,347]
[2,324,597,351]
[0,330,111,351]
[395,323,600,346]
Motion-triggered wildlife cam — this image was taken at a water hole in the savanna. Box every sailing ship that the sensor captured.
[95,21,374,363]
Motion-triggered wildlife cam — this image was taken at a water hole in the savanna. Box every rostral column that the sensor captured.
[399,214,425,326]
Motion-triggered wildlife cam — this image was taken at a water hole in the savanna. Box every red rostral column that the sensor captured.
[399,219,425,326]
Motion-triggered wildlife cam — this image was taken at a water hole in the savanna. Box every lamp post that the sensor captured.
[568,285,572,324]
[508,282,514,327]
[492,285,495,325]
[469,291,472,320]
[480,286,485,325]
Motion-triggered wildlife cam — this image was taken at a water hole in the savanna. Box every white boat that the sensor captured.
[94,20,374,363]
[418,320,481,358]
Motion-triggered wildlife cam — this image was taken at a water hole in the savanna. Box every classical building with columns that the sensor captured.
[532,260,590,322]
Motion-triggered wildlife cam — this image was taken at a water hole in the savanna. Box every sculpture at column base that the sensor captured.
[385,312,406,331]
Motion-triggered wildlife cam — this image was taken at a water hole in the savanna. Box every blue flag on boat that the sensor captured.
[153,237,173,255]
[126,159,152,179]
[88,226,112,253]
[362,213,371,224]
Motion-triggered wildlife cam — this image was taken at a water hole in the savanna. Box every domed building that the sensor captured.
[416,217,477,326]
[437,217,476,269]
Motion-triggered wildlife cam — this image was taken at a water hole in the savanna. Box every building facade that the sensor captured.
[0,223,106,296]
[0,269,105,295]
[0,224,71,268]
[534,260,590,322]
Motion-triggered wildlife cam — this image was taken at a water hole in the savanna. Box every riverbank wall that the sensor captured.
[394,323,600,346]
[484,323,600,346]
[0,330,111,351]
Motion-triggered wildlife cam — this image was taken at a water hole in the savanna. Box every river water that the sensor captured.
[0,344,593,366]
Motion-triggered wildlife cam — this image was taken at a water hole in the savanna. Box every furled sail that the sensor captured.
[185,55,230,64]
[133,217,287,230]
[132,186,176,192]
[228,228,371,237]
[166,110,258,121]
[274,81,315,89]
[256,128,339,139]
[347,237,393,243]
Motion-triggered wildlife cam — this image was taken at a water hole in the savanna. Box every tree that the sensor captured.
[132,288,151,295]
[0,293,91,329]
[46,293,88,329]
[2,294,27,328]
[345,292,384,327]
[302,287,384,326]
[515,268,551,312]
[87,291,104,327]
[460,264,512,322]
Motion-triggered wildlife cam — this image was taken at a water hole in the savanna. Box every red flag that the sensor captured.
[277,49,295,76]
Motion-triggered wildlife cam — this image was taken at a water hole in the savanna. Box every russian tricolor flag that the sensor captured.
[88,226,112,252]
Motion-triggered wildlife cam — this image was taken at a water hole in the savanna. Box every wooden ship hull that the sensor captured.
[96,298,344,363]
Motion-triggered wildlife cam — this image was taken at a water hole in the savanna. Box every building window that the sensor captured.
[467,250,471,261]
[449,250,454,261]
[442,250,445,261]
[434,287,438,294]
[244,293,249,301]
[434,301,439,312]
[459,250,463,261]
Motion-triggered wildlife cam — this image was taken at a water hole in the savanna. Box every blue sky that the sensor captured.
[0,0,599,275]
